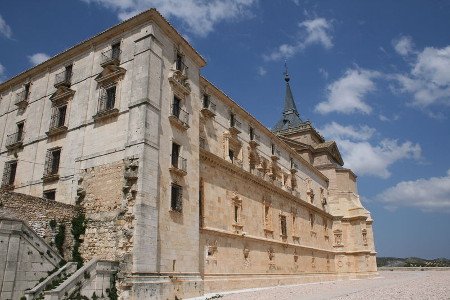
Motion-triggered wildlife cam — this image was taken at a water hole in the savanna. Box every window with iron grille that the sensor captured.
[98,85,116,113]
[43,190,56,201]
[111,43,121,60]
[171,183,183,212]
[172,96,181,118]
[17,122,24,141]
[24,83,30,99]
[230,112,235,127]
[280,215,287,236]
[176,52,184,71]
[171,143,180,168]
[2,161,17,187]
[44,148,61,176]
[202,94,210,108]
[50,105,67,129]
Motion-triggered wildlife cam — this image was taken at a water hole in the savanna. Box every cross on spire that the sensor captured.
[272,63,304,132]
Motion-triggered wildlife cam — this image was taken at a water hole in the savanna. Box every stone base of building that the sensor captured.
[127,274,204,300]
[202,272,378,295]
[126,272,378,299]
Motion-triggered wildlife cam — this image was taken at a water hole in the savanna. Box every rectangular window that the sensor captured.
[172,96,181,118]
[280,215,287,236]
[230,112,235,127]
[202,94,210,108]
[176,52,183,71]
[249,126,255,140]
[43,190,56,201]
[271,143,275,155]
[234,205,239,223]
[2,161,17,187]
[171,143,180,168]
[24,83,30,99]
[57,105,67,127]
[264,205,271,228]
[106,86,116,110]
[228,149,234,162]
[45,148,61,176]
[17,122,24,141]
[111,42,121,60]
[309,213,314,229]
[65,64,73,82]
[171,183,183,212]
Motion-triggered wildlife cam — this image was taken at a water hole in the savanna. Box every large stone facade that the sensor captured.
[0,8,376,299]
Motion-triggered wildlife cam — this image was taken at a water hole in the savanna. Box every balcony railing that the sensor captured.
[201,99,216,117]
[94,89,118,120]
[6,132,24,149]
[229,118,242,135]
[170,155,187,176]
[170,104,189,129]
[54,70,72,88]
[47,114,67,136]
[175,59,188,74]
[100,49,121,67]
[15,90,28,107]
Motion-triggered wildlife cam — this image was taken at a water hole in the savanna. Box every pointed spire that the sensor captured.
[272,64,304,132]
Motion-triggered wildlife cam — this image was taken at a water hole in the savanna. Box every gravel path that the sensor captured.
[202,271,450,300]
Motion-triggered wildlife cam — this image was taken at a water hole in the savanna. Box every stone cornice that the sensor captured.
[0,8,206,93]
[200,149,333,218]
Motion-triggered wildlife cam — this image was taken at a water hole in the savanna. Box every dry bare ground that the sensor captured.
[198,270,450,300]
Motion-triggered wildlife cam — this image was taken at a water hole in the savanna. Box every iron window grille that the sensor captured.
[44,148,61,177]
[2,161,17,188]
[100,43,121,66]
[54,65,72,87]
[49,105,67,130]
[98,85,117,113]
[171,183,183,212]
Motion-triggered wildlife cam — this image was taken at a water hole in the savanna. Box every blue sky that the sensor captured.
[1,0,449,259]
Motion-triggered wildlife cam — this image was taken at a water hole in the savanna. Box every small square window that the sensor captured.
[43,190,56,201]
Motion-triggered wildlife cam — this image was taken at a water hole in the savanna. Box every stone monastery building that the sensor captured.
[0,8,376,300]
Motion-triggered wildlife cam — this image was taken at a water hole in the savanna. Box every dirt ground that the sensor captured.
[198,270,450,300]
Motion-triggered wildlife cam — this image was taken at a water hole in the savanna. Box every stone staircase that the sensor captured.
[0,217,118,300]
[42,258,118,300]
[0,218,64,299]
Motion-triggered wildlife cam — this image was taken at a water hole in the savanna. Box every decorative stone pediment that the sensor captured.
[49,86,75,105]
[95,64,126,84]
[169,70,191,96]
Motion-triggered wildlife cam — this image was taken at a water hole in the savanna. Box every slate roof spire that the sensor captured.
[272,63,304,132]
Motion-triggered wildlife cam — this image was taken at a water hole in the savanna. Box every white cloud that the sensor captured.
[315,68,380,115]
[396,45,450,107]
[257,66,266,76]
[0,63,6,83]
[392,35,414,56]
[320,122,421,179]
[375,170,450,213]
[82,0,257,37]
[320,122,375,141]
[0,14,12,39]
[28,53,51,66]
[301,18,333,49]
[338,139,421,179]
[318,67,328,79]
[264,17,333,61]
